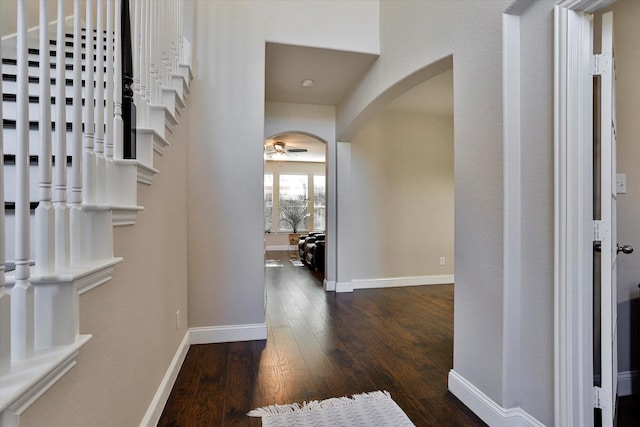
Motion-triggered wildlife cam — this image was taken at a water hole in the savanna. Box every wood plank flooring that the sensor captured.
[158,251,486,426]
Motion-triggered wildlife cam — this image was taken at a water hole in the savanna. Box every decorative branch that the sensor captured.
[279,195,310,234]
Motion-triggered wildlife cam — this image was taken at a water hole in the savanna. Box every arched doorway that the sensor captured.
[263,129,335,291]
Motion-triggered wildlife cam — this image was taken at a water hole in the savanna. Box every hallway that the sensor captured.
[158,251,485,426]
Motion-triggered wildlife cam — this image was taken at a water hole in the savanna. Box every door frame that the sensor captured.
[553,0,616,425]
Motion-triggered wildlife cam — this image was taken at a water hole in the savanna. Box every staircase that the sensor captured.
[0,0,192,422]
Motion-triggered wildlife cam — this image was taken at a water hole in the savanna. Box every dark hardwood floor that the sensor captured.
[158,251,486,426]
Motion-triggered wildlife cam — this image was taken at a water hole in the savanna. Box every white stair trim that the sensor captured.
[0,334,91,416]
[111,205,145,227]
[136,161,159,185]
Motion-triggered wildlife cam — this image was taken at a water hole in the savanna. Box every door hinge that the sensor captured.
[593,220,603,241]
[592,53,612,76]
[593,386,611,410]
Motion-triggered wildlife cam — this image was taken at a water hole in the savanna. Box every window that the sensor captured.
[278,174,308,232]
[313,175,325,231]
[264,172,325,233]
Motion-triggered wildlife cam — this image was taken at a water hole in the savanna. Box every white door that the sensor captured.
[595,11,626,426]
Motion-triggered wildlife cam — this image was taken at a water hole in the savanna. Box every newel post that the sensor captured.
[122,0,136,159]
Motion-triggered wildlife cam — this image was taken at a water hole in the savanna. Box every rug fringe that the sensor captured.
[247,390,392,418]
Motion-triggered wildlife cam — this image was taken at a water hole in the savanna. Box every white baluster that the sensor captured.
[0,7,11,376]
[155,1,162,102]
[54,0,70,271]
[95,0,106,203]
[114,0,124,159]
[12,0,35,362]
[178,0,184,64]
[153,0,160,104]
[142,0,150,124]
[162,1,169,89]
[105,0,115,201]
[148,0,155,106]
[70,0,85,265]
[35,0,54,274]
[133,0,142,123]
[34,0,77,351]
[172,0,177,74]
[83,0,96,204]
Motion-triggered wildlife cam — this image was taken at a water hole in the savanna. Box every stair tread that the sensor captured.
[24,48,108,61]
[3,119,75,131]
[2,93,90,106]
[2,73,107,88]
[3,202,40,211]
[2,58,108,72]
[3,154,73,165]
[49,39,109,49]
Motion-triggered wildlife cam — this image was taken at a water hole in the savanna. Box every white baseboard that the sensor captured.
[140,331,191,427]
[351,275,454,290]
[618,370,638,397]
[336,281,354,293]
[448,370,545,427]
[189,323,267,344]
[266,245,295,251]
[323,279,336,292]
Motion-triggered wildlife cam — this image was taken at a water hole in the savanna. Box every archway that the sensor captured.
[263,128,336,291]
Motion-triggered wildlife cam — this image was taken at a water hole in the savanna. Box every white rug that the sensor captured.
[248,390,415,426]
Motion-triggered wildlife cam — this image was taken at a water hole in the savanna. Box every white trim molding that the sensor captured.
[189,323,267,345]
[335,281,354,293]
[352,275,454,290]
[139,332,191,427]
[553,1,608,425]
[323,279,336,292]
[0,335,92,424]
[265,245,294,251]
[448,370,545,427]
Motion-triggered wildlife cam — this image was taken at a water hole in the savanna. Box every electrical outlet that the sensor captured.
[616,173,627,194]
[176,310,180,330]
[440,257,445,266]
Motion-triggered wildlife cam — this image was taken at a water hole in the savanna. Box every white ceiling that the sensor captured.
[265,42,378,105]
[264,44,453,163]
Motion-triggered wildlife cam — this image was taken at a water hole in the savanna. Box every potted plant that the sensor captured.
[279,195,310,245]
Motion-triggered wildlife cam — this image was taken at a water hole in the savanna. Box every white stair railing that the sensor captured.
[114,0,124,158]
[0,5,10,377]
[1,0,191,417]
[11,0,35,363]
[83,0,96,205]
[70,0,85,265]
[105,0,116,202]
[35,0,55,275]
[95,0,107,203]
[54,0,70,272]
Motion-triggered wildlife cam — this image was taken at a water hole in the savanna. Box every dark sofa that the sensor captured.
[298,232,325,273]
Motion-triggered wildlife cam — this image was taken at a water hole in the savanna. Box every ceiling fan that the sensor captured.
[264,141,308,159]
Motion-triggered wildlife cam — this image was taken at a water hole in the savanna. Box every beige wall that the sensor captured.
[349,110,454,279]
[20,110,191,426]
[187,0,379,329]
